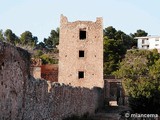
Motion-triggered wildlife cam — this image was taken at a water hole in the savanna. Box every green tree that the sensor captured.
[131,29,148,37]
[103,26,136,77]
[104,26,136,49]
[114,49,160,114]
[103,37,126,77]
[104,26,117,39]
[36,42,46,50]
[40,54,58,64]
[4,29,19,44]
[103,26,148,77]
[33,50,44,59]
[44,28,59,49]
[20,31,38,47]
[116,30,135,49]
[0,29,5,41]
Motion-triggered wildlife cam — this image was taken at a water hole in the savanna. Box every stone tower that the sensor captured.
[58,15,104,88]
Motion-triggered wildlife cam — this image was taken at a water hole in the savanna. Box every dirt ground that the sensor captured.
[93,106,131,120]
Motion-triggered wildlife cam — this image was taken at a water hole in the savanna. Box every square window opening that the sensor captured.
[142,39,145,44]
[155,44,159,46]
[79,30,86,40]
[79,50,84,57]
[78,71,84,79]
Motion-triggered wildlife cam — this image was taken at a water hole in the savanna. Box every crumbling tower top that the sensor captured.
[58,15,104,88]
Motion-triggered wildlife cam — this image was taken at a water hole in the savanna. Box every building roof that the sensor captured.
[135,36,160,39]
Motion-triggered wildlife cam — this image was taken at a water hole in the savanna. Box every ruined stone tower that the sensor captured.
[58,15,104,88]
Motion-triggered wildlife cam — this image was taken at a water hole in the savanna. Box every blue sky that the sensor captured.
[0,0,160,42]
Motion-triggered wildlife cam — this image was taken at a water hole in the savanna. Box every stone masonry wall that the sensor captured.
[24,78,102,120]
[0,42,103,120]
[58,15,104,89]
[0,42,30,120]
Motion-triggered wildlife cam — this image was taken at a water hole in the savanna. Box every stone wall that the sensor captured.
[24,79,103,120]
[0,42,30,120]
[0,42,103,120]
[58,15,104,88]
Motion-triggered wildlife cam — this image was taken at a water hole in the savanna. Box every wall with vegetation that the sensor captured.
[0,42,103,120]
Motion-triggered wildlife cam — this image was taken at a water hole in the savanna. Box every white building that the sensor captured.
[135,36,160,52]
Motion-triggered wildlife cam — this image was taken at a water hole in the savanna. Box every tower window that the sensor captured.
[79,50,84,57]
[78,71,84,79]
[79,29,86,40]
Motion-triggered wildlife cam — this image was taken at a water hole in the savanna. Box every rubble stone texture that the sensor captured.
[0,42,103,120]
[58,15,104,88]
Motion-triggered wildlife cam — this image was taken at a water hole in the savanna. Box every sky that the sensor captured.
[0,0,160,42]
